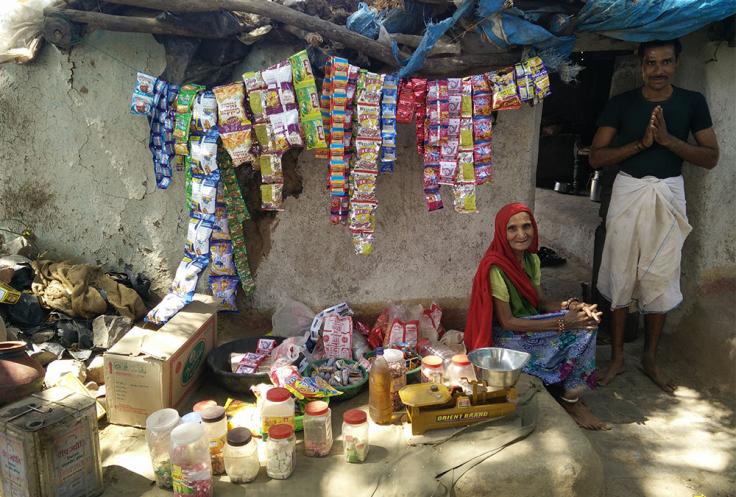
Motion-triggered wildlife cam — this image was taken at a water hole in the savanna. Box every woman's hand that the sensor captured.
[563,304,601,330]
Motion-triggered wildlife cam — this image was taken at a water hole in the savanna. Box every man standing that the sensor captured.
[590,39,719,393]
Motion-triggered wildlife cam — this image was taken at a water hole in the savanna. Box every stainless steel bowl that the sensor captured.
[468,347,531,388]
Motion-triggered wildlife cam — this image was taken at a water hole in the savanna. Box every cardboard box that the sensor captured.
[103,295,217,427]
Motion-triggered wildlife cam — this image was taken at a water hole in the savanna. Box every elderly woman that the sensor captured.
[465,202,608,430]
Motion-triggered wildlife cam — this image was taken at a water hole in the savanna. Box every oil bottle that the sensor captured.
[368,347,392,424]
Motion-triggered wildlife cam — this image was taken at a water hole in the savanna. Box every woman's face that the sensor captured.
[506,211,534,254]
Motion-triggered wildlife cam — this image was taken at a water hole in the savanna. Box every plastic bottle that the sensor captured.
[383,348,406,410]
[420,355,444,384]
[342,409,369,463]
[260,387,295,437]
[266,424,296,480]
[200,406,227,475]
[224,427,260,483]
[303,400,332,457]
[170,422,213,497]
[417,338,459,369]
[145,408,180,489]
[446,354,477,394]
[368,347,392,425]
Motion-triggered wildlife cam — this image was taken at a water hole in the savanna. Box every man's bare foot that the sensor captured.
[639,361,676,395]
[597,359,625,386]
[560,399,611,431]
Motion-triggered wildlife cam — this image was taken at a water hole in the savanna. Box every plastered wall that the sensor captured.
[0,32,542,319]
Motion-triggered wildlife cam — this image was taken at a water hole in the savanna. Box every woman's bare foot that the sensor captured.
[640,360,676,395]
[560,399,611,431]
[597,358,625,386]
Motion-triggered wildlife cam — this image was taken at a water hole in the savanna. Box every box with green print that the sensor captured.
[103,295,217,427]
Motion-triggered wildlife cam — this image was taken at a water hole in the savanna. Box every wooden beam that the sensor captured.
[101,0,518,74]
[46,8,238,38]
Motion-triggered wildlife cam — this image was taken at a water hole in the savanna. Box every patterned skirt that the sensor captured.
[492,311,598,391]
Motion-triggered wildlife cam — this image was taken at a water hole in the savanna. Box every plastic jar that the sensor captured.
[420,355,444,384]
[266,424,295,479]
[200,406,227,475]
[342,409,369,463]
[224,427,260,483]
[383,348,406,410]
[261,387,295,437]
[170,422,213,497]
[303,400,332,457]
[145,408,180,489]
[446,354,477,394]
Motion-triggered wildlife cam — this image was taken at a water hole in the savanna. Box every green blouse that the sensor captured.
[489,253,541,318]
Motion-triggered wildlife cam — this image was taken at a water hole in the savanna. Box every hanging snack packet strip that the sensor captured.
[131,72,155,116]
[472,74,494,185]
[173,83,204,157]
[328,57,350,225]
[452,78,477,214]
[209,185,239,312]
[289,50,327,150]
[350,70,383,255]
[219,148,256,295]
[396,78,415,124]
[342,64,360,164]
[147,79,179,189]
[489,67,522,111]
[422,80,443,212]
[527,56,551,100]
[242,71,284,211]
[515,59,535,103]
[380,74,398,173]
[438,78,462,186]
[146,136,220,325]
[192,90,218,134]
[262,61,301,148]
[213,82,255,166]
[314,58,333,160]
[410,78,428,155]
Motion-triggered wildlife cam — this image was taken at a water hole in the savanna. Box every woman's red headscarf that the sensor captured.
[464,202,540,351]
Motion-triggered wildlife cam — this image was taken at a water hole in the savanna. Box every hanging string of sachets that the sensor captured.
[131,51,552,288]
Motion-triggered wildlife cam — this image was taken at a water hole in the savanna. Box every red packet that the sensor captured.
[322,314,353,359]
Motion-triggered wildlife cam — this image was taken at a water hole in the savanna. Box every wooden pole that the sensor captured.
[47,8,239,39]
[101,0,520,74]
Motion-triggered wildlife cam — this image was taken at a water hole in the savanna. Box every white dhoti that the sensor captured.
[597,172,692,313]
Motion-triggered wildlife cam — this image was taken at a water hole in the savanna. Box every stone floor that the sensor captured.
[586,337,736,497]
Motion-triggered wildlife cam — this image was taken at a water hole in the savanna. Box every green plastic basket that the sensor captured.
[304,359,368,401]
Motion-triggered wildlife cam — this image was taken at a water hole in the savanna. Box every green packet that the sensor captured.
[288,50,315,85]
[295,83,320,117]
[176,83,205,113]
[301,117,327,150]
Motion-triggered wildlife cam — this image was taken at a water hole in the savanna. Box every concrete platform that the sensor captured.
[97,375,603,497]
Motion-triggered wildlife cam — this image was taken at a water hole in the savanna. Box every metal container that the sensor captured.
[553,181,571,194]
[0,386,103,497]
[589,170,602,202]
[467,348,531,389]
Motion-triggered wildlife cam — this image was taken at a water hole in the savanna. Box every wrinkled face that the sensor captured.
[506,212,534,254]
[641,45,678,92]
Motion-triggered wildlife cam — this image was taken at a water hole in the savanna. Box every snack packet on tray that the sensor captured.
[232,338,277,373]
[270,364,342,399]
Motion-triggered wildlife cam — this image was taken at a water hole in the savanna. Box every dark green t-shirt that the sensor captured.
[596,86,712,179]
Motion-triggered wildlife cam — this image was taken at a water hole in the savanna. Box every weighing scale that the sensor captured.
[399,380,517,435]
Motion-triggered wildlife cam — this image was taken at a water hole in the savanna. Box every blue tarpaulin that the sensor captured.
[576,0,736,41]
[345,0,736,77]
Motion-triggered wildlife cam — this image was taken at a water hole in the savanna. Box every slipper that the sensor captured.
[539,246,567,267]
